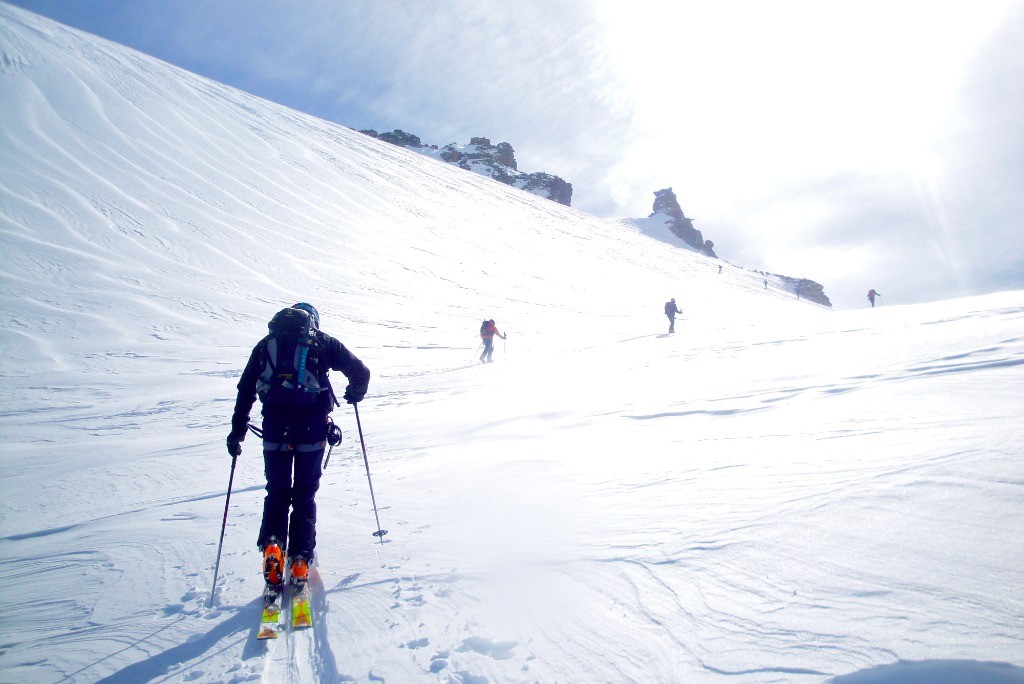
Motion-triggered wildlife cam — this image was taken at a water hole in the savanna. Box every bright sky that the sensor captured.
[5,0,1023,309]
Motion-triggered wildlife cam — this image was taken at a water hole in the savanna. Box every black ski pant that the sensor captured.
[258,446,323,561]
[666,313,676,333]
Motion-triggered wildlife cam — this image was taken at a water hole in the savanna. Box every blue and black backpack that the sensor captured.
[256,307,330,407]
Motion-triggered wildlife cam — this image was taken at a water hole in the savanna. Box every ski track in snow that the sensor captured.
[260,571,341,684]
[2,6,1024,684]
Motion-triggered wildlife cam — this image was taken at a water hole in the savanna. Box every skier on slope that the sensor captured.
[227,303,370,589]
[868,289,881,307]
[664,297,682,334]
[479,319,506,363]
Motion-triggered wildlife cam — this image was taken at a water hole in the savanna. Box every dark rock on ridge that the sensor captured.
[650,188,717,257]
[360,130,573,206]
[778,276,832,307]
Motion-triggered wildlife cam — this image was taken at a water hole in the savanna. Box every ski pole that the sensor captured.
[353,403,388,544]
[470,341,482,362]
[209,451,238,607]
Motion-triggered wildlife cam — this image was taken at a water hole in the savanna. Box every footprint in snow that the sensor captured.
[456,636,518,661]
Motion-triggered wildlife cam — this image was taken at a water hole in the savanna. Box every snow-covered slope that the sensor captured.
[2,6,1023,684]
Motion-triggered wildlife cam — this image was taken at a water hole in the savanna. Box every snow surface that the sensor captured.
[1,5,1023,683]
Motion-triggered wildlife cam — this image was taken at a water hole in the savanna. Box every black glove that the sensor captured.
[343,386,365,404]
[226,429,244,457]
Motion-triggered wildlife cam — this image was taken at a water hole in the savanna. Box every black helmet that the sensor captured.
[292,302,319,329]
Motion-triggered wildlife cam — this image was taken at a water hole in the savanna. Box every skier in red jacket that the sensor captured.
[479,319,506,363]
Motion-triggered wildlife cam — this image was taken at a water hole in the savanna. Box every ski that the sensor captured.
[257,539,286,640]
[257,587,284,640]
[291,581,312,629]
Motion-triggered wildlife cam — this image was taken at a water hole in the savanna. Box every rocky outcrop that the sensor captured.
[778,276,832,307]
[360,130,573,206]
[442,137,518,170]
[650,188,717,257]
[521,173,572,206]
[374,129,426,148]
[439,137,518,182]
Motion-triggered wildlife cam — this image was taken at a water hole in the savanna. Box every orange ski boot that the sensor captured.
[262,539,284,590]
[290,556,309,588]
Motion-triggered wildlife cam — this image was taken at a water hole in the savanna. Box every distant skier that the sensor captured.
[479,319,506,363]
[868,289,881,307]
[664,298,682,334]
[227,303,370,590]
[764,279,768,289]
[718,265,723,274]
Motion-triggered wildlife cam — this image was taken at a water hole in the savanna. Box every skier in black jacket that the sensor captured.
[664,298,682,333]
[227,303,370,585]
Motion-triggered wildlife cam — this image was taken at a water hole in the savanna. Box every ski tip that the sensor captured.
[257,627,280,640]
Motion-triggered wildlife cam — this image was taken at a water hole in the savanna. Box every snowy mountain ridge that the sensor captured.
[1,5,1023,684]
[360,131,834,305]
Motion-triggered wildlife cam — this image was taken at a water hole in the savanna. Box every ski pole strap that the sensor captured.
[326,376,340,407]
[247,423,264,439]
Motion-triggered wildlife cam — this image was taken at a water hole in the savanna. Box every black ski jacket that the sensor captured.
[231,331,370,447]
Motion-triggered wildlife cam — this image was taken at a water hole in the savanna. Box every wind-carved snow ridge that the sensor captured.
[2,4,1024,684]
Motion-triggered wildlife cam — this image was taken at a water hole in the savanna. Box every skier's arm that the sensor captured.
[230,342,263,443]
[322,333,371,403]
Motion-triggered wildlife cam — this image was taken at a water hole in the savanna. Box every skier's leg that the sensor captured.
[287,449,324,560]
[258,450,294,550]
